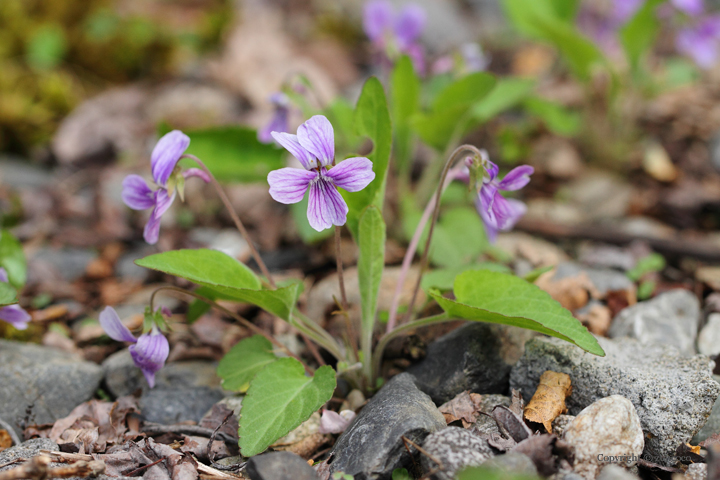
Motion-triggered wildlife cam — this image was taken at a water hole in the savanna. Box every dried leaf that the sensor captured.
[701,434,720,448]
[0,430,12,451]
[513,434,558,477]
[438,391,483,428]
[535,271,597,311]
[524,371,572,433]
[492,406,531,443]
[676,442,705,463]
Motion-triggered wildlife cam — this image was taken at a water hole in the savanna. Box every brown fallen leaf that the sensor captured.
[524,371,572,433]
[438,391,484,428]
[535,271,598,311]
[0,430,11,451]
[576,303,612,336]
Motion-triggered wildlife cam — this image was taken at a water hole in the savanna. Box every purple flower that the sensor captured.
[122,130,210,244]
[476,161,533,242]
[268,115,376,231]
[99,306,169,387]
[258,93,291,144]
[0,268,30,330]
[363,0,426,73]
[676,15,720,68]
[671,0,704,16]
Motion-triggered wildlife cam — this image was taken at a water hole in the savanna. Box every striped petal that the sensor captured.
[298,115,335,168]
[99,306,137,343]
[307,177,348,231]
[268,168,317,204]
[324,157,375,192]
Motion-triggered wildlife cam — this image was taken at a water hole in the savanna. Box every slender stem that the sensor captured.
[403,145,486,324]
[149,286,312,374]
[181,154,276,288]
[334,226,359,360]
[292,311,345,361]
[386,146,482,332]
[371,313,451,383]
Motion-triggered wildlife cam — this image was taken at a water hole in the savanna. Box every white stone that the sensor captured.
[563,396,644,480]
[698,313,720,357]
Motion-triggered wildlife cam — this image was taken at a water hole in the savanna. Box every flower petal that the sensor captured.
[677,20,720,68]
[403,43,426,75]
[271,132,316,169]
[258,97,290,144]
[671,0,703,16]
[0,305,30,330]
[307,178,348,231]
[268,167,317,204]
[122,175,155,210]
[151,130,190,187]
[143,214,162,245]
[297,115,335,167]
[142,189,174,245]
[324,157,375,192]
[484,159,499,183]
[319,409,356,434]
[0,267,8,284]
[364,0,394,43]
[99,306,137,343]
[182,168,211,183]
[129,327,169,388]
[476,195,499,243]
[498,165,534,191]
[394,4,426,48]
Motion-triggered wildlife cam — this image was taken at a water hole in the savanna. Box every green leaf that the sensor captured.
[620,0,663,73]
[180,127,284,183]
[0,230,27,288]
[414,73,496,150]
[0,282,17,307]
[342,77,392,239]
[358,206,386,351]
[626,253,665,281]
[239,358,336,457]
[136,249,262,291]
[523,265,554,283]
[217,335,279,392]
[471,78,536,123]
[391,56,421,172]
[421,263,511,292]
[458,465,542,480]
[392,468,412,480]
[26,24,68,70]
[135,249,303,320]
[430,270,604,356]
[523,97,581,136]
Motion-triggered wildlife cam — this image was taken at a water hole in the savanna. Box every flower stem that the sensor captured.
[371,313,451,383]
[181,154,276,288]
[386,145,483,333]
[402,145,486,324]
[334,226,359,360]
[149,286,312,374]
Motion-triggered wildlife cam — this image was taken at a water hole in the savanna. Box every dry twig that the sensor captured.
[0,455,105,480]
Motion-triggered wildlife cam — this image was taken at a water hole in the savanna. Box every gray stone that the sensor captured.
[115,246,155,282]
[685,463,707,480]
[27,248,97,283]
[608,289,700,355]
[563,396,644,479]
[408,323,534,404]
[139,386,225,425]
[327,373,446,480]
[596,465,641,480]
[693,375,720,443]
[421,427,494,480]
[698,313,720,357]
[0,158,54,189]
[470,394,510,437]
[246,451,318,480]
[0,340,103,438]
[553,262,634,297]
[103,349,222,397]
[510,336,719,465]
[482,452,538,476]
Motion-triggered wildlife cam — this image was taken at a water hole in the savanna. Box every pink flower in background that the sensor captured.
[676,15,720,68]
[476,161,533,242]
[0,268,30,330]
[267,115,375,231]
[363,0,426,73]
[99,306,169,387]
[122,130,210,244]
[258,93,291,144]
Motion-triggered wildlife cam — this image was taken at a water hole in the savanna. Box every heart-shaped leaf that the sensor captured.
[430,270,604,356]
[217,335,279,392]
[239,358,336,457]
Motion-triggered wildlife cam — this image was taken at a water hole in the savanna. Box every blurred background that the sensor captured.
[3,0,720,361]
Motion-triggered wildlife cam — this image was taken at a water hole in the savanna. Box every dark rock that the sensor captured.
[0,340,103,438]
[103,350,221,397]
[482,452,538,476]
[139,386,225,425]
[608,289,700,355]
[421,427,493,480]
[246,451,319,480]
[327,373,445,480]
[408,323,534,404]
[510,336,719,465]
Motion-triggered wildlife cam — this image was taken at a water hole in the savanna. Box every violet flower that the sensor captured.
[676,15,720,68]
[0,268,30,330]
[363,0,426,73]
[99,306,169,388]
[122,130,210,244]
[267,115,375,231]
[258,93,291,144]
[476,161,533,242]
